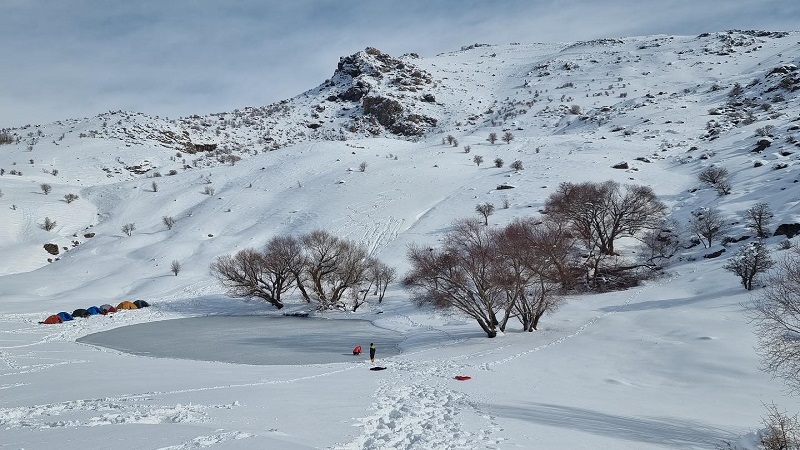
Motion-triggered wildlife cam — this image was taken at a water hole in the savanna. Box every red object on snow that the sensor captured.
[353,345,362,355]
[41,315,63,324]
[454,375,472,381]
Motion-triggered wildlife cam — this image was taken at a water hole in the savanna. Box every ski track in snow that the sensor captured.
[331,272,671,450]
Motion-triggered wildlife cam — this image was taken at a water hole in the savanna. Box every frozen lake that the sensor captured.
[77,316,405,365]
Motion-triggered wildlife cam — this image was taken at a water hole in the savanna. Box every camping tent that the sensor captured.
[133,300,150,308]
[41,315,62,324]
[72,308,90,318]
[57,311,74,321]
[100,304,117,314]
[116,301,138,310]
[86,306,103,315]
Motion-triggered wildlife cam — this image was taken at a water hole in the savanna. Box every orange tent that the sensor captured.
[41,314,63,324]
[116,301,138,310]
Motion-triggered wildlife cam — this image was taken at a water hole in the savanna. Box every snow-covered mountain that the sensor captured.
[1,30,800,449]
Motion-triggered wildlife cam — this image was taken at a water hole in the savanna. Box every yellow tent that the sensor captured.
[116,300,138,310]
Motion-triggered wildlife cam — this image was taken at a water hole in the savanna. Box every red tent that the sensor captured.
[41,315,63,324]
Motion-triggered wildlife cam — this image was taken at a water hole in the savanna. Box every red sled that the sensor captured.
[454,375,471,381]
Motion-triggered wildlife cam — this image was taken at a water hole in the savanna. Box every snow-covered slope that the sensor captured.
[1,30,799,449]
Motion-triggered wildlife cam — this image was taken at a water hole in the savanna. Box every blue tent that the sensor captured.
[57,311,74,321]
[86,306,103,315]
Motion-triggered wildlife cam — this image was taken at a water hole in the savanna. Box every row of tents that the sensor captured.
[40,300,151,324]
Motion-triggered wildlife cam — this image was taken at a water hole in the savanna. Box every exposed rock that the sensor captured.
[44,243,59,255]
[774,223,800,238]
[612,161,629,169]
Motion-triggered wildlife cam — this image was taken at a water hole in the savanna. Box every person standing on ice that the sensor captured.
[369,343,376,362]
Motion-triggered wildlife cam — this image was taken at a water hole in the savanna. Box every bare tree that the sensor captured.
[211,236,304,309]
[170,260,181,276]
[496,218,567,331]
[494,157,504,168]
[297,230,371,310]
[369,260,396,303]
[746,202,773,238]
[724,241,774,290]
[690,207,729,248]
[122,223,136,236]
[544,180,666,255]
[473,155,484,166]
[510,160,524,171]
[698,166,731,196]
[475,202,495,225]
[752,247,800,393]
[42,217,57,231]
[40,183,52,195]
[162,216,176,230]
[404,218,510,337]
[63,193,78,203]
[487,132,498,144]
[639,218,683,266]
[502,131,514,144]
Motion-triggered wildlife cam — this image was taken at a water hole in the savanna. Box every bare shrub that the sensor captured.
[162,216,176,230]
[760,403,800,450]
[203,185,215,195]
[358,161,367,172]
[151,181,158,192]
[42,217,57,231]
[487,132,498,144]
[494,157,504,168]
[502,131,514,144]
[122,223,135,236]
[463,145,471,153]
[639,219,682,266]
[170,260,181,276]
[40,183,52,195]
[473,155,484,166]
[690,207,729,248]
[63,193,78,203]
[510,160,524,171]
[698,166,732,195]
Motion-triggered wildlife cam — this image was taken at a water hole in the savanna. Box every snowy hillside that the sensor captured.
[1,30,800,449]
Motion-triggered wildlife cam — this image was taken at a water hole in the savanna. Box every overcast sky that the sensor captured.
[1,0,796,127]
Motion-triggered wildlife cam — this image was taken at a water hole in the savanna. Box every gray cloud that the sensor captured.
[0,0,796,127]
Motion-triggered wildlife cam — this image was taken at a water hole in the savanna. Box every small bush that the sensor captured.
[473,155,484,166]
[359,161,367,172]
[122,223,135,236]
[64,193,78,203]
[40,183,52,195]
[203,186,215,195]
[510,160,524,171]
[42,217,57,231]
[494,158,504,168]
[162,216,176,230]
[170,260,181,276]
[463,145,471,153]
